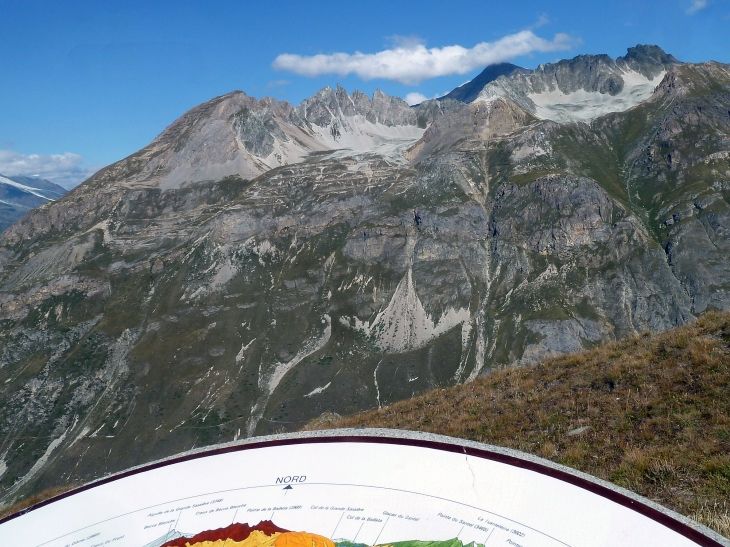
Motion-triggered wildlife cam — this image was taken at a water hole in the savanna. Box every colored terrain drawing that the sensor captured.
[160,521,288,547]
[159,521,336,547]
[385,541,479,547]
[158,520,481,547]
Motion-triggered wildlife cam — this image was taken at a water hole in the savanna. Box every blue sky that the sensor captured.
[0,0,728,187]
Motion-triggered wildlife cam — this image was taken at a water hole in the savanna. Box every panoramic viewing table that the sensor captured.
[0,430,725,547]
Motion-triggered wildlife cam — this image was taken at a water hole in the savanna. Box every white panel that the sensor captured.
[0,439,706,547]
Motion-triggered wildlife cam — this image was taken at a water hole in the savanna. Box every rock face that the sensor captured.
[474,45,681,122]
[1,48,729,506]
[0,175,66,233]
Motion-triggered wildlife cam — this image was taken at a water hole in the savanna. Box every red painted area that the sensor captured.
[160,520,290,547]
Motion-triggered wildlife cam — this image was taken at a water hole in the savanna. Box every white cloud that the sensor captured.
[385,34,425,49]
[686,0,708,13]
[272,30,576,85]
[405,92,429,106]
[404,91,450,105]
[266,79,291,88]
[531,14,551,29]
[0,150,100,189]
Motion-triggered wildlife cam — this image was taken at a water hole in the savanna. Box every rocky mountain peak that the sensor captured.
[335,84,357,116]
[473,45,680,123]
[295,85,342,126]
[367,89,417,126]
[530,53,623,95]
[651,61,730,101]
[82,86,425,194]
[441,63,530,104]
[619,44,681,79]
[294,86,416,128]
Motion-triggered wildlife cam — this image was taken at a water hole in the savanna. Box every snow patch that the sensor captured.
[235,338,257,364]
[0,175,55,201]
[373,358,383,409]
[338,272,373,292]
[89,423,105,438]
[248,238,279,265]
[304,382,332,398]
[476,70,665,123]
[528,71,665,123]
[262,314,331,395]
[6,429,69,497]
[452,319,474,382]
[246,315,332,436]
[307,115,424,162]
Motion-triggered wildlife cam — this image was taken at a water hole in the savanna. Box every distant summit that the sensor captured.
[0,174,66,232]
[440,63,529,103]
[440,45,681,123]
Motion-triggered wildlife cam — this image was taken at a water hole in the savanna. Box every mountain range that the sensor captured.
[1,44,729,508]
[0,175,66,233]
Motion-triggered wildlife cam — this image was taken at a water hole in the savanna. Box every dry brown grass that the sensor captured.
[0,484,78,521]
[306,312,730,539]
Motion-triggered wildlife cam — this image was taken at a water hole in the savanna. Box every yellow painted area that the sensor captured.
[274,532,336,547]
[184,530,336,547]
[185,529,281,547]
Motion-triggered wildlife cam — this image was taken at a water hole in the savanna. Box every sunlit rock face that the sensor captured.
[1,47,730,507]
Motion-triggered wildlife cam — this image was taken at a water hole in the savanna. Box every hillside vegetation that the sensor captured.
[3,312,730,540]
[306,312,730,538]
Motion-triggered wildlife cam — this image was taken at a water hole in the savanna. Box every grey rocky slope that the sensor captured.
[1,49,730,507]
[0,175,66,233]
[474,45,681,122]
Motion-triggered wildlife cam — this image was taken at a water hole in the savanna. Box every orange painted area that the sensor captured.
[184,530,336,547]
[274,531,336,547]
